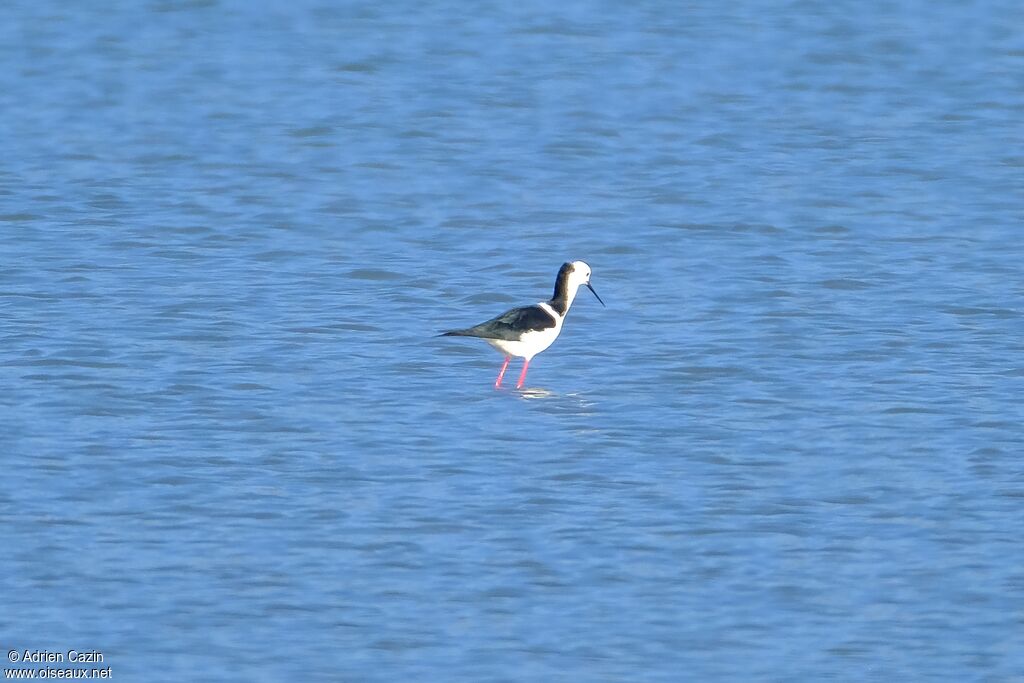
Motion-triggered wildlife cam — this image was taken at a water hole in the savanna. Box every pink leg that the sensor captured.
[494,356,511,388]
[516,359,530,389]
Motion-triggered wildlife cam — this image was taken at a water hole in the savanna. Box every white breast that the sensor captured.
[485,302,564,360]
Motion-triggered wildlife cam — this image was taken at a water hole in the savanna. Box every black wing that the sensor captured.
[446,305,556,341]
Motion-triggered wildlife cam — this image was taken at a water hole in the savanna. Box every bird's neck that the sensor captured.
[548,280,578,317]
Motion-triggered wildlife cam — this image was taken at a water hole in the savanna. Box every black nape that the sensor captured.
[548,262,574,315]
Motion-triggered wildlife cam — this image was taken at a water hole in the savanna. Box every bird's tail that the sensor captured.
[437,329,482,338]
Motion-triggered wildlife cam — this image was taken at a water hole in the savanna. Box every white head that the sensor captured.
[568,261,593,288]
[552,261,605,311]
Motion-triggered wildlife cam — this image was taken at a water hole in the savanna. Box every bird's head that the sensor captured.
[566,260,604,306]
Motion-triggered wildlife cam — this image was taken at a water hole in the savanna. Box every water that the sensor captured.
[2,1,1023,680]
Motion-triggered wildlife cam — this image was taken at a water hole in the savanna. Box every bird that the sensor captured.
[440,261,605,389]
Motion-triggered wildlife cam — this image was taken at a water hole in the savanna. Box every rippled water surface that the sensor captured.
[3,1,1023,681]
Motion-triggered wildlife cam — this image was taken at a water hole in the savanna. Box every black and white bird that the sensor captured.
[440,261,605,389]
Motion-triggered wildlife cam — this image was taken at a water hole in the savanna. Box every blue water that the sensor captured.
[3,1,1023,681]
